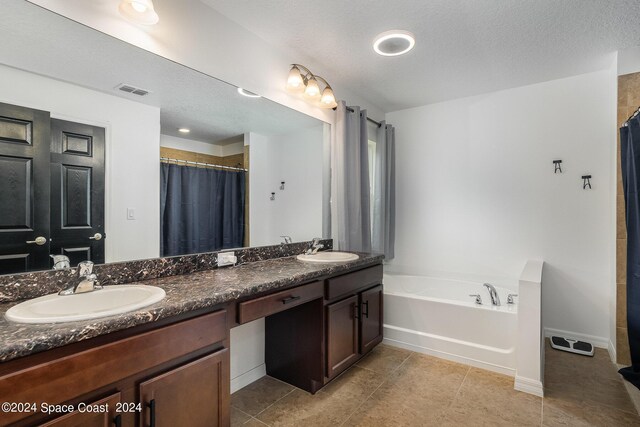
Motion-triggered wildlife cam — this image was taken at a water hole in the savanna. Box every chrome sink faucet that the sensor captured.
[483,283,501,306]
[305,238,324,255]
[59,261,102,296]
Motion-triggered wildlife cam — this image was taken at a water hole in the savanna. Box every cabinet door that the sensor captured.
[139,348,229,427]
[39,392,121,427]
[326,295,359,379]
[360,285,384,355]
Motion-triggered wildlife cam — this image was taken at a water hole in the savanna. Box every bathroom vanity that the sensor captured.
[0,250,383,426]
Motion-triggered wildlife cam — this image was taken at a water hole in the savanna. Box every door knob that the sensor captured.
[89,233,103,241]
[26,236,47,246]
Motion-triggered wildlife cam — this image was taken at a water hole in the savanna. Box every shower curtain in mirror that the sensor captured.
[160,163,245,257]
[620,113,640,389]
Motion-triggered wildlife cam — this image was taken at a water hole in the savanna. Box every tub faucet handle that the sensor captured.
[469,294,482,305]
[507,294,518,304]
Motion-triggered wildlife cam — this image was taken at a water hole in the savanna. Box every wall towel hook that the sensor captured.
[582,175,592,190]
[270,192,276,201]
[553,160,563,174]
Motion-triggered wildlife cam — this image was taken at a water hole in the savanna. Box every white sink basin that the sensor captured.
[297,252,359,263]
[5,285,166,324]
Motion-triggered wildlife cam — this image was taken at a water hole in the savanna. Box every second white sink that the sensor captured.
[5,285,166,324]
[297,252,359,263]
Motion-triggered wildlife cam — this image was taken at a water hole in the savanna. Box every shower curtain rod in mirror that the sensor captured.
[624,106,640,126]
[161,157,247,172]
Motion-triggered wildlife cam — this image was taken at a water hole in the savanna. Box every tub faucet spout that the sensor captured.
[483,283,501,306]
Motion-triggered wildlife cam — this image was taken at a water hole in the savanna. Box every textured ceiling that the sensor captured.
[0,1,321,143]
[202,0,640,112]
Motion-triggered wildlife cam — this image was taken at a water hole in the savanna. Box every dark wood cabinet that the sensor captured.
[264,263,384,390]
[139,349,229,427]
[39,393,122,427]
[360,285,384,354]
[0,310,229,427]
[326,295,359,379]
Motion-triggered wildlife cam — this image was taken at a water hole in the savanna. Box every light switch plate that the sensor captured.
[217,252,237,267]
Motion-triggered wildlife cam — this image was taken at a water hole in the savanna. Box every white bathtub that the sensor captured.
[383,274,518,375]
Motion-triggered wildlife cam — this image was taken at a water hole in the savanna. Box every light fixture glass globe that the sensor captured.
[303,76,321,101]
[131,1,148,12]
[319,87,337,109]
[118,0,159,25]
[286,66,305,93]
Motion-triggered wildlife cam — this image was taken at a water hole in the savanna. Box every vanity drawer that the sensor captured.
[0,310,227,425]
[238,281,323,324]
[325,265,383,301]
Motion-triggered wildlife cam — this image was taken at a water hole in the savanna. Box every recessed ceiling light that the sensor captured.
[118,0,159,25]
[373,30,415,57]
[178,128,190,133]
[237,88,261,98]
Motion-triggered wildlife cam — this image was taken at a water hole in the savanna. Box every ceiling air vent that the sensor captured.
[115,83,150,96]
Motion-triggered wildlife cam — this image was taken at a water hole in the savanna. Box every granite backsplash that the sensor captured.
[0,239,332,303]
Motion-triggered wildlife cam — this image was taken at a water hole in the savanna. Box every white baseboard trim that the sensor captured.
[544,328,609,349]
[608,340,617,363]
[514,376,544,397]
[383,337,515,377]
[231,364,266,394]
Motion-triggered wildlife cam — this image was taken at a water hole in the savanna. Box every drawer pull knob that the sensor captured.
[281,295,301,304]
[362,301,369,318]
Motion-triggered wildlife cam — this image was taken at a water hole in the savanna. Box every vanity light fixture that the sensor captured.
[178,128,190,133]
[285,64,337,109]
[373,30,415,56]
[237,88,261,98]
[118,0,159,25]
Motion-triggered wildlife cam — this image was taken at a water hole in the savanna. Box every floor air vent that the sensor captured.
[115,83,150,96]
[550,336,594,356]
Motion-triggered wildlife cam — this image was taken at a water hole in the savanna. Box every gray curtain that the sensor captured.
[160,163,245,257]
[333,101,371,252]
[372,122,396,259]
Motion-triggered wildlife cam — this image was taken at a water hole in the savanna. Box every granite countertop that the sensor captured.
[0,253,383,363]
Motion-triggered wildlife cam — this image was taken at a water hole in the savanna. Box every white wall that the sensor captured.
[160,134,244,157]
[160,134,222,156]
[618,46,640,76]
[250,127,324,246]
[0,64,161,263]
[386,68,617,344]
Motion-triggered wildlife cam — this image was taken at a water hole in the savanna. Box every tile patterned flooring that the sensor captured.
[231,341,640,426]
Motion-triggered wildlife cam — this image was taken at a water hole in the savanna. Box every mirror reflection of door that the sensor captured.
[0,102,105,274]
[50,119,105,267]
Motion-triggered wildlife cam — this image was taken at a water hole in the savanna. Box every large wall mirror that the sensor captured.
[0,1,330,274]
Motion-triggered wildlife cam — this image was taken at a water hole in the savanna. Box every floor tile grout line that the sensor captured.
[442,365,471,414]
[250,387,297,421]
[339,351,414,427]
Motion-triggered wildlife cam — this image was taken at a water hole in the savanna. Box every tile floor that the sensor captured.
[231,341,640,426]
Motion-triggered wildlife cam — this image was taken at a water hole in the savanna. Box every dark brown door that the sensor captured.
[139,349,230,427]
[50,119,105,266]
[0,102,51,274]
[39,392,122,427]
[326,295,359,379]
[360,285,384,355]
